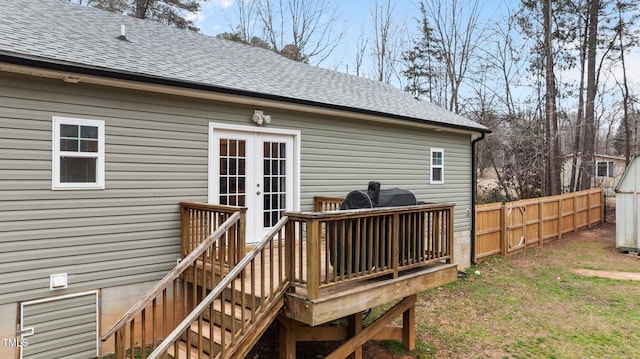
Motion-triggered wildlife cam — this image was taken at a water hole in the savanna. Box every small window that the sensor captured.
[595,161,614,178]
[52,117,105,189]
[430,148,444,184]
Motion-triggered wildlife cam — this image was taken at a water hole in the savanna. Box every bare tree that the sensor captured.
[222,0,260,44]
[370,0,405,84]
[478,7,529,116]
[419,0,484,114]
[353,30,369,78]
[254,0,344,64]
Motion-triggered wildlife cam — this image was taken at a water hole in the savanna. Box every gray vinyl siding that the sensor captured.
[294,117,472,220]
[0,74,208,305]
[21,292,98,359]
[0,72,474,306]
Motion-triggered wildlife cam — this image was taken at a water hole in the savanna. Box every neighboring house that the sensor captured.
[0,0,489,357]
[562,154,627,195]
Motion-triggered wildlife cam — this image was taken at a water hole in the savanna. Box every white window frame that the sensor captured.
[430,147,444,184]
[595,160,614,178]
[52,117,105,190]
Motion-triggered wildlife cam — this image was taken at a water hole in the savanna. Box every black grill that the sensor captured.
[329,182,422,275]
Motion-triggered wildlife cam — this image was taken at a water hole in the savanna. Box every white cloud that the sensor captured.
[212,0,234,9]
[190,0,234,35]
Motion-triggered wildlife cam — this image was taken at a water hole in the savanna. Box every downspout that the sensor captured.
[471,132,486,265]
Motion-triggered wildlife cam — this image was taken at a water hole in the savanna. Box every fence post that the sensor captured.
[573,192,578,233]
[558,195,563,240]
[538,200,544,246]
[600,188,605,224]
[501,203,507,258]
[587,190,592,228]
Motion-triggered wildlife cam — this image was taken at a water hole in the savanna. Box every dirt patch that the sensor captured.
[573,268,640,281]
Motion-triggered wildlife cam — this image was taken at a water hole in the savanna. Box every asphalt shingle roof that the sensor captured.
[0,0,488,133]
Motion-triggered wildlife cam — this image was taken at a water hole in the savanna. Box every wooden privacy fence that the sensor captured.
[475,188,605,260]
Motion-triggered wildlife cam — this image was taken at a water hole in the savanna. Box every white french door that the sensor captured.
[210,125,298,242]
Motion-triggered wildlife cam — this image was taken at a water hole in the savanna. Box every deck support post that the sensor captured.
[347,312,363,359]
[278,316,302,359]
[324,295,417,359]
[402,294,416,350]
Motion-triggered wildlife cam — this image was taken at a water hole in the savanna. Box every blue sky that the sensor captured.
[191,0,420,73]
[188,0,640,98]
[189,1,512,79]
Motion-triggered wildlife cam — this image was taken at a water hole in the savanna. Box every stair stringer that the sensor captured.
[223,292,287,359]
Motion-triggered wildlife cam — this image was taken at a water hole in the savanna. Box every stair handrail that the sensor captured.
[101,211,242,342]
[147,215,290,359]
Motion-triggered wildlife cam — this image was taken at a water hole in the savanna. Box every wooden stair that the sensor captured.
[167,296,253,359]
[168,342,210,359]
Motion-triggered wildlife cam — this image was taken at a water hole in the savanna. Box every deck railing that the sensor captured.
[100,206,244,358]
[286,203,454,300]
[314,196,343,212]
[181,201,246,262]
[148,216,290,359]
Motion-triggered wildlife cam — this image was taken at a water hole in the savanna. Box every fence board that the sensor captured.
[475,203,502,260]
[475,188,604,260]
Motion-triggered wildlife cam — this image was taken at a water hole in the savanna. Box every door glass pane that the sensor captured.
[219,138,246,207]
[220,139,228,156]
[263,141,287,227]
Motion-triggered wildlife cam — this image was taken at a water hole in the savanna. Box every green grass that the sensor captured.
[371,224,640,358]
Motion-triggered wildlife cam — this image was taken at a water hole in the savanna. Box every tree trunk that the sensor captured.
[135,0,149,19]
[618,7,631,167]
[570,16,589,192]
[579,0,600,190]
[541,0,561,196]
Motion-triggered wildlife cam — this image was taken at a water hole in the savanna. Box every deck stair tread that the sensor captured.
[188,320,233,343]
[168,341,211,359]
[212,298,253,322]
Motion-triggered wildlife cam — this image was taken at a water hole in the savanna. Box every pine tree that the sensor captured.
[402,2,439,102]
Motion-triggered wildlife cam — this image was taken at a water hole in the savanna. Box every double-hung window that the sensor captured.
[52,117,105,189]
[430,148,444,184]
[595,161,614,178]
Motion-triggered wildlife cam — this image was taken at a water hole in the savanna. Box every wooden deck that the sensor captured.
[101,200,458,359]
[188,242,457,326]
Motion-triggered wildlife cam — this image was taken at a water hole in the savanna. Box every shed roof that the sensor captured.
[0,0,488,133]
[616,155,640,192]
